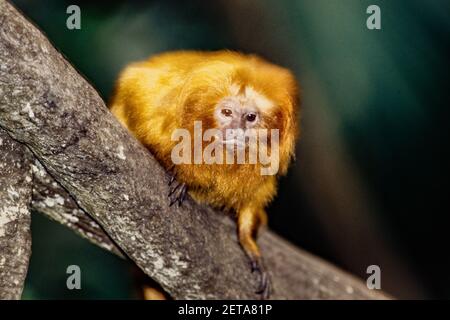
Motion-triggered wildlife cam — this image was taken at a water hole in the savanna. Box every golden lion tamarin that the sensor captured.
[109,50,299,299]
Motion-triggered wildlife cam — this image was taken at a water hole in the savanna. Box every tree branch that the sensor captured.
[30,158,124,257]
[0,0,388,299]
[0,130,32,300]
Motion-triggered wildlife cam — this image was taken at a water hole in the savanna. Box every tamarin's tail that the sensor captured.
[131,265,169,300]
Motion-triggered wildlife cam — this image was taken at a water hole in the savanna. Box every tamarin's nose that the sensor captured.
[225,116,246,130]
[228,127,245,135]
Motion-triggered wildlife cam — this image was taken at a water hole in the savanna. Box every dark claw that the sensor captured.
[168,181,182,197]
[169,175,176,186]
[178,184,187,207]
[167,165,176,186]
[167,165,188,207]
[168,181,187,207]
[249,257,271,300]
[169,196,177,207]
[251,260,258,273]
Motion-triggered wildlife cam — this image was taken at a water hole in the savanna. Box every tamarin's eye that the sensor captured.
[221,108,233,117]
[246,113,257,122]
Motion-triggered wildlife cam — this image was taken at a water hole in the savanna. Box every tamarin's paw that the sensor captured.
[250,257,272,300]
[168,181,188,207]
[167,170,187,207]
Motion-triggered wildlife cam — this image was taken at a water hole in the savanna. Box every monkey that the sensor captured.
[109,50,299,299]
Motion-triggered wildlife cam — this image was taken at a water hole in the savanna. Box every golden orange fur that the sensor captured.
[109,50,299,297]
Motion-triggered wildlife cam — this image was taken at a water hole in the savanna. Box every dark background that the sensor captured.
[10,0,450,299]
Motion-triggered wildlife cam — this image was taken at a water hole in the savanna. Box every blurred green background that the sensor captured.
[11,0,450,299]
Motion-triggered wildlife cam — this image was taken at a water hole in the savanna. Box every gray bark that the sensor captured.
[0,130,32,300]
[31,159,124,257]
[0,0,388,299]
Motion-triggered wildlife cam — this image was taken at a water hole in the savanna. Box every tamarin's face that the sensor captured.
[213,84,274,150]
[176,57,298,172]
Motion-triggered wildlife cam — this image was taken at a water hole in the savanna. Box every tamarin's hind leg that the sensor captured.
[237,207,271,299]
